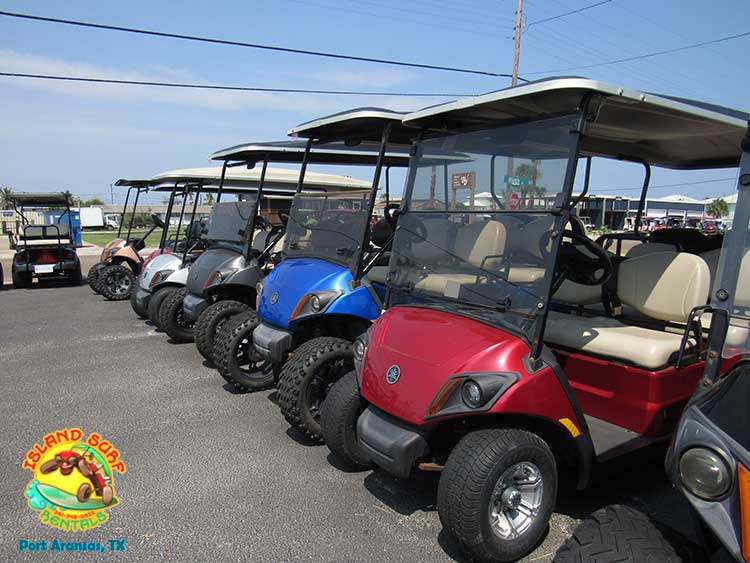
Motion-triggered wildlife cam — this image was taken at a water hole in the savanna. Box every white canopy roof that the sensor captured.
[149,166,371,194]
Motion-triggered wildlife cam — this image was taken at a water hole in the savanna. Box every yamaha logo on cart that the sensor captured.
[270,292,279,304]
[386,365,401,385]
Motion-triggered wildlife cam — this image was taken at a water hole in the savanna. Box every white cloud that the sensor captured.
[0,49,442,114]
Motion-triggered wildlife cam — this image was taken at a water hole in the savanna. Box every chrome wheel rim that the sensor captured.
[488,461,544,540]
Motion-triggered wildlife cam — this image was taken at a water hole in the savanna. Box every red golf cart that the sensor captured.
[320,78,749,562]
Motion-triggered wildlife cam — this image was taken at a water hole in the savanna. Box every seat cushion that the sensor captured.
[366,266,389,285]
[415,267,546,296]
[545,311,693,370]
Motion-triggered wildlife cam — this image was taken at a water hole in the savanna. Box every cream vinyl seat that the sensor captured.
[413,219,547,295]
[546,251,711,370]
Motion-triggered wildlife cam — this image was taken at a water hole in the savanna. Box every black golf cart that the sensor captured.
[8,192,82,288]
[555,122,750,563]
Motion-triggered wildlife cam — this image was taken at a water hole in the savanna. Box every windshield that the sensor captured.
[205,197,258,245]
[387,115,579,340]
[710,153,749,359]
[284,189,372,270]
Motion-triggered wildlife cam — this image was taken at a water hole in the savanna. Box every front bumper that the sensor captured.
[183,294,210,322]
[253,322,293,363]
[134,287,152,312]
[357,405,429,479]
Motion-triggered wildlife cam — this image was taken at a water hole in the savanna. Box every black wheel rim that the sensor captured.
[306,358,350,422]
[235,334,273,378]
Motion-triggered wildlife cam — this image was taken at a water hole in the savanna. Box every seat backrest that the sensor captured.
[617,251,710,323]
[411,217,455,262]
[454,219,505,268]
[21,225,45,239]
[553,280,602,305]
[625,242,678,258]
[48,224,69,238]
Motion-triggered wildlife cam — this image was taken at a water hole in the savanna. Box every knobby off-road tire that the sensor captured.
[320,370,372,469]
[130,279,148,318]
[194,300,250,361]
[213,311,274,391]
[159,287,195,343]
[87,263,101,293]
[148,286,177,329]
[553,505,683,563]
[438,428,557,563]
[277,337,354,441]
[97,264,134,301]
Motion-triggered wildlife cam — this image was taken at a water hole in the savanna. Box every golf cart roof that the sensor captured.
[113,179,150,188]
[404,77,749,169]
[211,139,411,167]
[149,166,371,195]
[9,192,72,206]
[289,107,415,145]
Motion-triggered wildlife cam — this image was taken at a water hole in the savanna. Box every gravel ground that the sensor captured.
[0,283,697,562]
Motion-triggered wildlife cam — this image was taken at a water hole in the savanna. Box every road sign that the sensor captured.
[504,175,530,187]
[451,172,475,189]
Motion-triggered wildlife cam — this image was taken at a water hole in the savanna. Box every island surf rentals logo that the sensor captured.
[22,428,126,531]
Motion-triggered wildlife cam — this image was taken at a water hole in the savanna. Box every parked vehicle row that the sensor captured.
[92,78,750,562]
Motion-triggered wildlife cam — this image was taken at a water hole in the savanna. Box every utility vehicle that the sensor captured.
[8,192,82,288]
[319,78,749,562]
[90,179,166,300]
[129,178,209,319]
[213,109,411,441]
[185,141,384,359]
[151,162,366,343]
[555,122,750,563]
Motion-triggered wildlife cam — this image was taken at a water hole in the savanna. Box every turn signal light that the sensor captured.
[739,462,750,563]
[424,378,463,419]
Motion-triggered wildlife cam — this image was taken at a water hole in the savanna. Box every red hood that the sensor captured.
[361,306,531,427]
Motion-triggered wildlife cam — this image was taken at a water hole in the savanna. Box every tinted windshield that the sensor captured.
[284,190,372,270]
[387,115,578,340]
[206,197,258,244]
[710,153,749,359]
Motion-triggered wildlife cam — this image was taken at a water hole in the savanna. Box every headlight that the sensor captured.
[149,269,174,288]
[204,269,236,289]
[353,332,370,386]
[290,290,343,320]
[679,447,731,499]
[461,379,483,408]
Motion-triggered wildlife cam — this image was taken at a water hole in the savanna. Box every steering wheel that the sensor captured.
[557,229,613,286]
[151,213,166,228]
[384,203,400,228]
[257,225,286,265]
[277,211,290,226]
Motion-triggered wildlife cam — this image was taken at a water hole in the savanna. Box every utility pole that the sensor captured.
[512,0,524,87]
[110,183,114,205]
[506,0,524,187]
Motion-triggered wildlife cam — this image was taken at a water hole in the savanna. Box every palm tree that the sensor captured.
[514,161,543,207]
[706,198,729,218]
[0,186,13,209]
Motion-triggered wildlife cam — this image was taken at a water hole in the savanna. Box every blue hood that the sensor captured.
[258,258,353,329]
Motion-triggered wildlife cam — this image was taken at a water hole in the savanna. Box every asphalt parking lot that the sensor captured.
[0,282,699,562]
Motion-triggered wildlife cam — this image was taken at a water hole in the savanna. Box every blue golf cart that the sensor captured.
[212,109,412,439]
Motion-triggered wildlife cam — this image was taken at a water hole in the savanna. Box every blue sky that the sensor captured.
[0,0,748,205]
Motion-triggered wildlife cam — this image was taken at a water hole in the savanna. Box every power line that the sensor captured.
[526,29,750,75]
[0,10,520,80]
[525,0,612,29]
[0,72,472,97]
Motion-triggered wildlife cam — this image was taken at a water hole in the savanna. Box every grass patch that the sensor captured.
[82,229,179,248]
